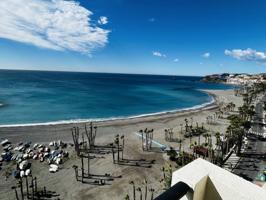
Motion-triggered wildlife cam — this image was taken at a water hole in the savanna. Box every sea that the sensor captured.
[0,70,235,126]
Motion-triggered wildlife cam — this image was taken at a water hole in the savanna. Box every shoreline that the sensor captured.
[0,89,240,146]
[0,89,217,128]
[0,89,243,200]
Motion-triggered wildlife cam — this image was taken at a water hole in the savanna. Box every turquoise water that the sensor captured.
[0,70,234,125]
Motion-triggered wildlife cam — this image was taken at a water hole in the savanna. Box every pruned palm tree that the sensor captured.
[178,139,182,152]
[124,194,130,200]
[203,133,208,145]
[184,118,189,132]
[129,181,136,200]
[144,179,148,200]
[180,123,183,134]
[149,188,155,200]
[137,187,142,200]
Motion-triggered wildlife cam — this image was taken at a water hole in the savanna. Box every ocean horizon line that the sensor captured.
[0,68,205,77]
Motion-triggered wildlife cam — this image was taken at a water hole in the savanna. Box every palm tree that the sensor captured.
[207,135,213,160]
[203,133,208,145]
[243,121,251,136]
[206,116,209,124]
[198,134,201,146]
[161,163,172,189]
[144,179,148,200]
[124,194,130,200]
[213,113,216,122]
[235,128,244,155]
[180,124,183,134]
[227,114,245,155]
[169,128,173,141]
[164,129,168,141]
[184,118,189,132]
[137,187,142,200]
[121,135,125,160]
[18,179,24,200]
[25,176,29,198]
[215,132,220,146]
[247,105,256,121]
[178,138,182,152]
[238,106,244,119]
[149,188,155,200]
[225,127,231,154]
[161,166,165,179]
[230,102,236,111]
[129,181,136,200]
[11,186,19,200]
[115,134,120,162]
[214,132,223,161]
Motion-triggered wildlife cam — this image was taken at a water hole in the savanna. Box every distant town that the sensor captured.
[203,73,266,85]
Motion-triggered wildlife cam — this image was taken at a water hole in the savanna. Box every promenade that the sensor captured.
[232,95,266,183]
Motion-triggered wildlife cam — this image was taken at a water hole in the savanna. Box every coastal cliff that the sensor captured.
[202,73,229,83]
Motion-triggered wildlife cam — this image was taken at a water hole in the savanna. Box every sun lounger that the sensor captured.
[25,169,31,176]
[19,160,29,170]
[49,164,58,173]
[1,139,9,146]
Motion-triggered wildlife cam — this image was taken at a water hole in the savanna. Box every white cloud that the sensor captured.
[225,48,266,64]
[173,58,179,62]
[98,16,108,25]
[152,51,166,57]
[202,52,210,58]
[0,0,110,54]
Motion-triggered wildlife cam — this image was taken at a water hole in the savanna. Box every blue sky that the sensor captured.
[1,0,266,76]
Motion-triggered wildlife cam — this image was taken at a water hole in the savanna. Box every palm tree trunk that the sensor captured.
[19,179,24,200]
[144,185,147,200]
[73,166,78,181]
[133,185,136,200]
[117,137,120,163]
[25,176,29,198]
[12,187,19,200]
[142,133,144,150]
[150,191,154,200]
[226,138,229,154]
[87,155,90,176]
[31,176,34,200]
[122,137,125,160]
[112,146,115,163]
[81,156,84,183]
[34,177,37,195]
[198,135,200,146]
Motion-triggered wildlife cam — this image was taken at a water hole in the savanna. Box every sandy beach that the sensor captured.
[0,89,243,200]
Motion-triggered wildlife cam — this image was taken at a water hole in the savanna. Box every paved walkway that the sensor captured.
[232,95,266,182]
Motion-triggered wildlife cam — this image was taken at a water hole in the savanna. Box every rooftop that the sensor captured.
[171,158,266,200]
